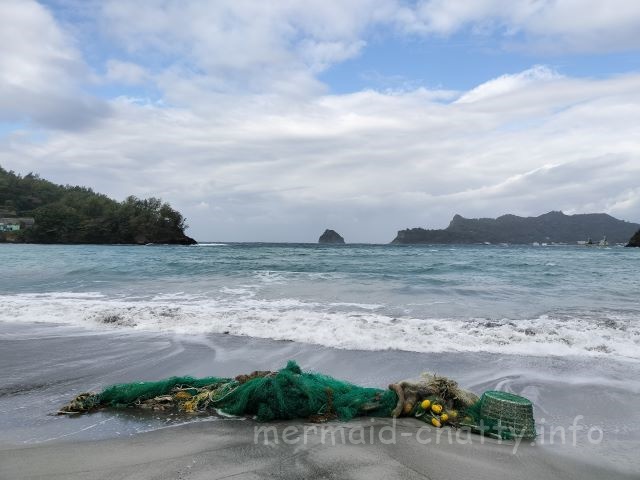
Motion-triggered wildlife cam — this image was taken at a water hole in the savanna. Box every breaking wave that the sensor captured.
[1,292,638,361]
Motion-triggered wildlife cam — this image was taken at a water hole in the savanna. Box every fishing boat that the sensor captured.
[583,236,608,247]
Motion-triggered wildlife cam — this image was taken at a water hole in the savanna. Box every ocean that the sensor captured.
[1,242,639,360]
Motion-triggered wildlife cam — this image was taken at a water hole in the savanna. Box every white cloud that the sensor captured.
[3,68,640,241]
[0,0,108,129]
[98,0,396,100]
[84,1,640,111]
[105,60,148,85]
[456,65,561,104]
[2,1,640,242]
[398,0,640,52]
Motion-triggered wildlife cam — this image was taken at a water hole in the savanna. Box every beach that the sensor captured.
[2,414,634,480]
[1,322,638,479]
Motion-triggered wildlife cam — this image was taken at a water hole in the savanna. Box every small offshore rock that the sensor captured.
[318,229,345,244]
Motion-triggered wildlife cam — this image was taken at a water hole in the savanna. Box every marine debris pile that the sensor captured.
[60,361,536,440]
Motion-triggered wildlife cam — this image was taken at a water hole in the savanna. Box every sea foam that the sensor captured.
[1,292,638,361]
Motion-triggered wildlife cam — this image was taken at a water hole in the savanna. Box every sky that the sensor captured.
[1,1,640,242]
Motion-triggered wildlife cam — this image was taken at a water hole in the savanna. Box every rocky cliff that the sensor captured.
[626,229,640,247]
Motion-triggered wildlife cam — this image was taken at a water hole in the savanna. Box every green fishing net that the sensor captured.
[215,361,397,421]
[60,361,535,441]
[61,361,397,421]
[99,375,230,407]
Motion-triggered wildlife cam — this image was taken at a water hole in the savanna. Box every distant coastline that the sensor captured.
[4,166,640,247]
[392,211,640,245]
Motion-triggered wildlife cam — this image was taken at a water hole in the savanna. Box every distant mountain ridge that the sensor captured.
[392,211,640,245]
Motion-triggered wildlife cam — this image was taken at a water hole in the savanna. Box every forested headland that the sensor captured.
[0,166,195,245]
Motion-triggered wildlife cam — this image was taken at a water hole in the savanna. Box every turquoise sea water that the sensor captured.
[1,243,639,360]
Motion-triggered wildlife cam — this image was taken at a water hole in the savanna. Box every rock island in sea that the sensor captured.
[318,228,345,244]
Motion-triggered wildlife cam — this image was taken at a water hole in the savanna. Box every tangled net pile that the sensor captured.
[60,361,397,422]
[59,361,536,439]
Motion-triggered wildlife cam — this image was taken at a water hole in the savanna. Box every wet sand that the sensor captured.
[1,322,638,479]
[2,417,637,480]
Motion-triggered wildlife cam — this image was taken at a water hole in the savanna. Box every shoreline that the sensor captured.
[1,322,638,478]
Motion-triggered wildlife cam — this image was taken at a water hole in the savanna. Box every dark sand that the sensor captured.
[1,322,638,479]
[3,417,637,480]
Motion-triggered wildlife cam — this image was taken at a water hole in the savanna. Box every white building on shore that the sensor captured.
[0,217,35,232]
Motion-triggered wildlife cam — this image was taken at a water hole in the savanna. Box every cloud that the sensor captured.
[82,1,640,112]
[0,0,109,130]
[456,65,561,103]
[1,1,640,242]
[397,0,640,52]
[97,0,396,100]
[104,60,149,85]
[3,67,640,241]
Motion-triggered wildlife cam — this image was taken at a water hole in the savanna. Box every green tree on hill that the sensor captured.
[0,166,195,244]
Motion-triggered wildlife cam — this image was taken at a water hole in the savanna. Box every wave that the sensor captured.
[1,292,638,361]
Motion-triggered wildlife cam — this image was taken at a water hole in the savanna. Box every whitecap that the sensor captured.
[1,293,639,362]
